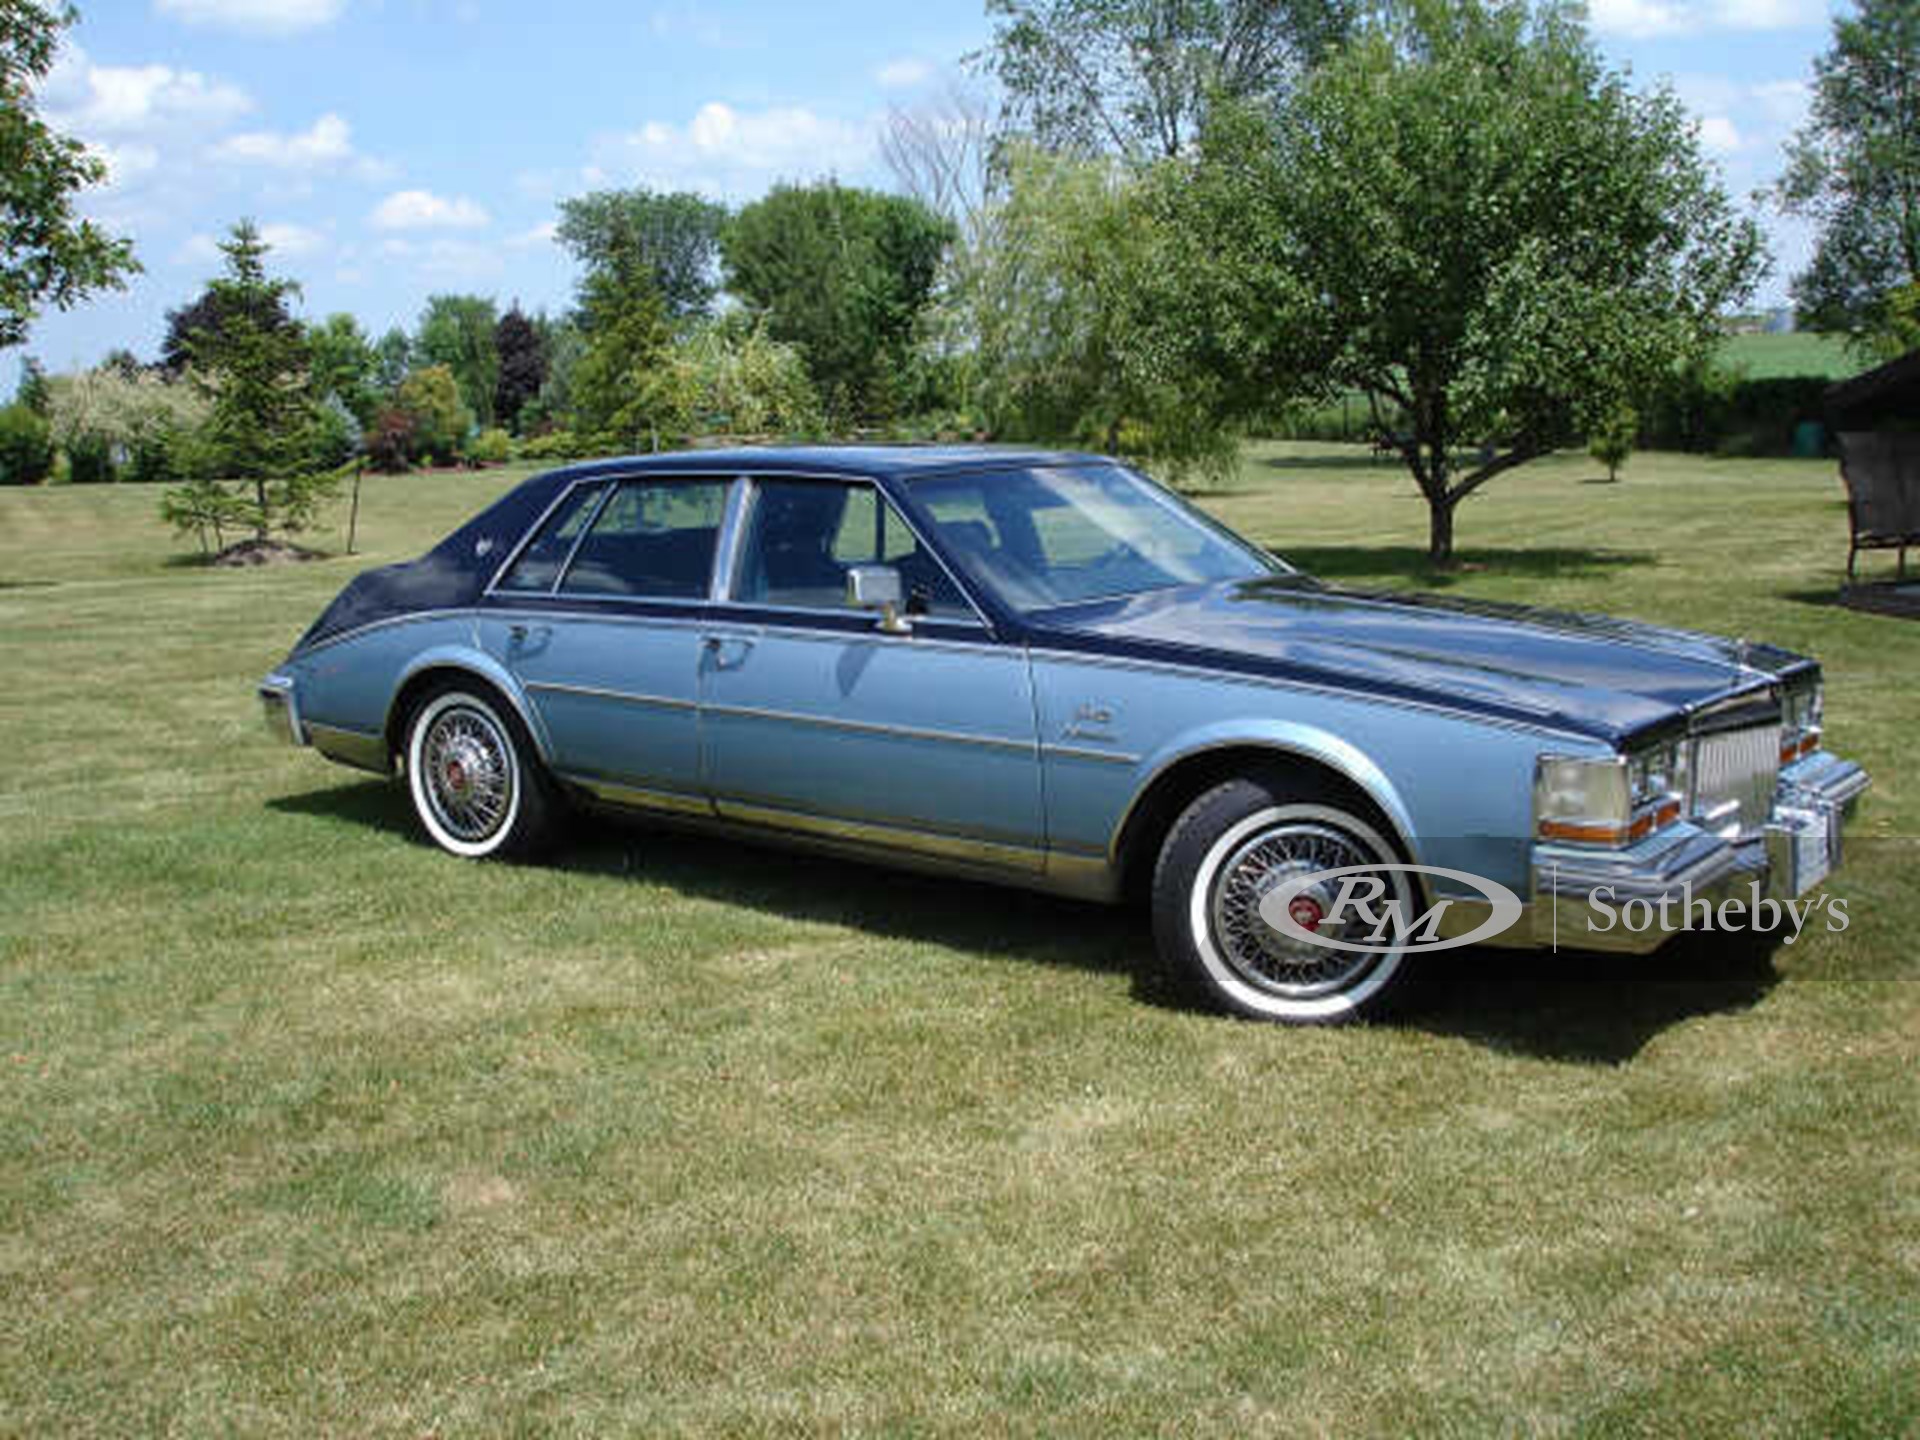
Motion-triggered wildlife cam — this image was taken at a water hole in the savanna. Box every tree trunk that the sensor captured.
[1427,495,1455,567]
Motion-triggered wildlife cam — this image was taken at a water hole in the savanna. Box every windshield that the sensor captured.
[908,464,1281,612]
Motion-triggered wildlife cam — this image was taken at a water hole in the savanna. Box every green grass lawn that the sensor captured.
[2,446,1916,1435]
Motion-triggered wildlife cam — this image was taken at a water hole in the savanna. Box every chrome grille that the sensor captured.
[1691,724,1780,835]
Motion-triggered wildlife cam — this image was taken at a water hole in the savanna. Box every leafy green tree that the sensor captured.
[645,318,822,443]
[416,293,499,428]
[1155,0,1764,562]
[492,303,547,432]
[723,182,954,425]
[306,312,381,426]
[14,355,50,415]
[393,364,472,464]
[168,221,334,545]
[0,402,53,484]
[571,266,673,451]
[557,187,729,320]
[1588,403,1636,482]
[1778,0,1920,355]
[372,326,413,393]
[48,362,210,484]
[162,275,295,376]
[0,1,138,349]
[521,315,584,433]
[941,144,1236,484]
[977,0,1359,160]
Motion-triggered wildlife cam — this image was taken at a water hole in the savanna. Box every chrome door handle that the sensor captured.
[703,634,756,669]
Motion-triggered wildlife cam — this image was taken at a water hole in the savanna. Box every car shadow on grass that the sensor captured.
[1403,935,1779,1065]
[271,781,1779,1064]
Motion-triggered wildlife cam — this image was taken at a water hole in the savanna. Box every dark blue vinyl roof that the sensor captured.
[542,444,1109,483]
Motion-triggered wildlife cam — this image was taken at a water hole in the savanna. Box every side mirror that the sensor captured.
[846,563,911,634]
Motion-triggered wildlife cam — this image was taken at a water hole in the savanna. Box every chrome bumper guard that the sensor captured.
[1521,751,1869,953]
[259,673,306,747]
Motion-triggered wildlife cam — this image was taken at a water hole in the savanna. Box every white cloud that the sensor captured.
[42,48,251,136]
[507,220,558,249]
[875,57,932,90]
[1591,0,1826,38]
[211,112,393,183]
[370,189,490,230]
[154,0,345,35]
[1697,116,1743,154]
[598,101,875,197]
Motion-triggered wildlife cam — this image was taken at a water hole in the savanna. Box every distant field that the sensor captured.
[1719,330,1862,380]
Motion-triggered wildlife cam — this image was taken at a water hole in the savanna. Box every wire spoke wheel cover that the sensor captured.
[1172,797,1418,1023]
[407,691,523,857]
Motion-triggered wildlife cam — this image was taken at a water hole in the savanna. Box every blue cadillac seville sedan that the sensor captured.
[261,447,1869,1023]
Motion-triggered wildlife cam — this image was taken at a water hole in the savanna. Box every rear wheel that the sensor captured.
[1151,776,1418,1023]
[404,685,558,859]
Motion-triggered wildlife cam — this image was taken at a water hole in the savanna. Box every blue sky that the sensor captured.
[12,0,1845,391]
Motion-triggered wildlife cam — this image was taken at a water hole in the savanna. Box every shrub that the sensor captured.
[0,404,55,485]
[465,427,512,465]
[365,408,417,473]
[518,429,585,461]
[394,364,473,465]
[47,365,212,484]
[66,431,117,484]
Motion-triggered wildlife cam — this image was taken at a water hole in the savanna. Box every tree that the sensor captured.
[393,363,472,464]
[557,187,729,321]
[169,221,334,546]
[0,0,138,349]
[162,275,296,377]
[570,265,673,451]
[1156,0,1764,562]
[940,143,1237,484]
[1777,0,1920,354]
[372,326,412,393]
[492,303,547,432]
[645,318,822,443]
[976,0,1359,160]
[1588,403,1636,482]
[48,362,210,484]
[723,182,954,424]
[415,293,499,428]
[881,80,997,237]
[306,312,381,426]
[14,355,50,414]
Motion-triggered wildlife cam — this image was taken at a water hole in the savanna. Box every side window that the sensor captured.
[559,478,728,598]
[736,478,974,619]
[495,481,606,592]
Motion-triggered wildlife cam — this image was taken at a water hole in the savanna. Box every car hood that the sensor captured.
[1026,577,1811,743]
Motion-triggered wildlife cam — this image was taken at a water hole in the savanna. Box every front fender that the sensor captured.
[391,643,554,765]
[1121,719,1422,864]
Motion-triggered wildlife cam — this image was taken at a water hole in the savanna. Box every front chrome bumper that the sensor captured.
[1520,751,1869,953]
[259,673,306,747]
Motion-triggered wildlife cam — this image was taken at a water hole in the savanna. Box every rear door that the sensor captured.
[483,474,729,809]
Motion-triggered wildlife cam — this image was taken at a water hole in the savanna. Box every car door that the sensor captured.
[701,474,1045,868]
[481,473,730,810]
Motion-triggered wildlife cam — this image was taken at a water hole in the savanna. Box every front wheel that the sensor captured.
[1151,776,1419,1023]
[404,686,558,859]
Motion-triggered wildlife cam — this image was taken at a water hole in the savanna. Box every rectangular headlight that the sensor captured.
[1535,754,1631,844]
